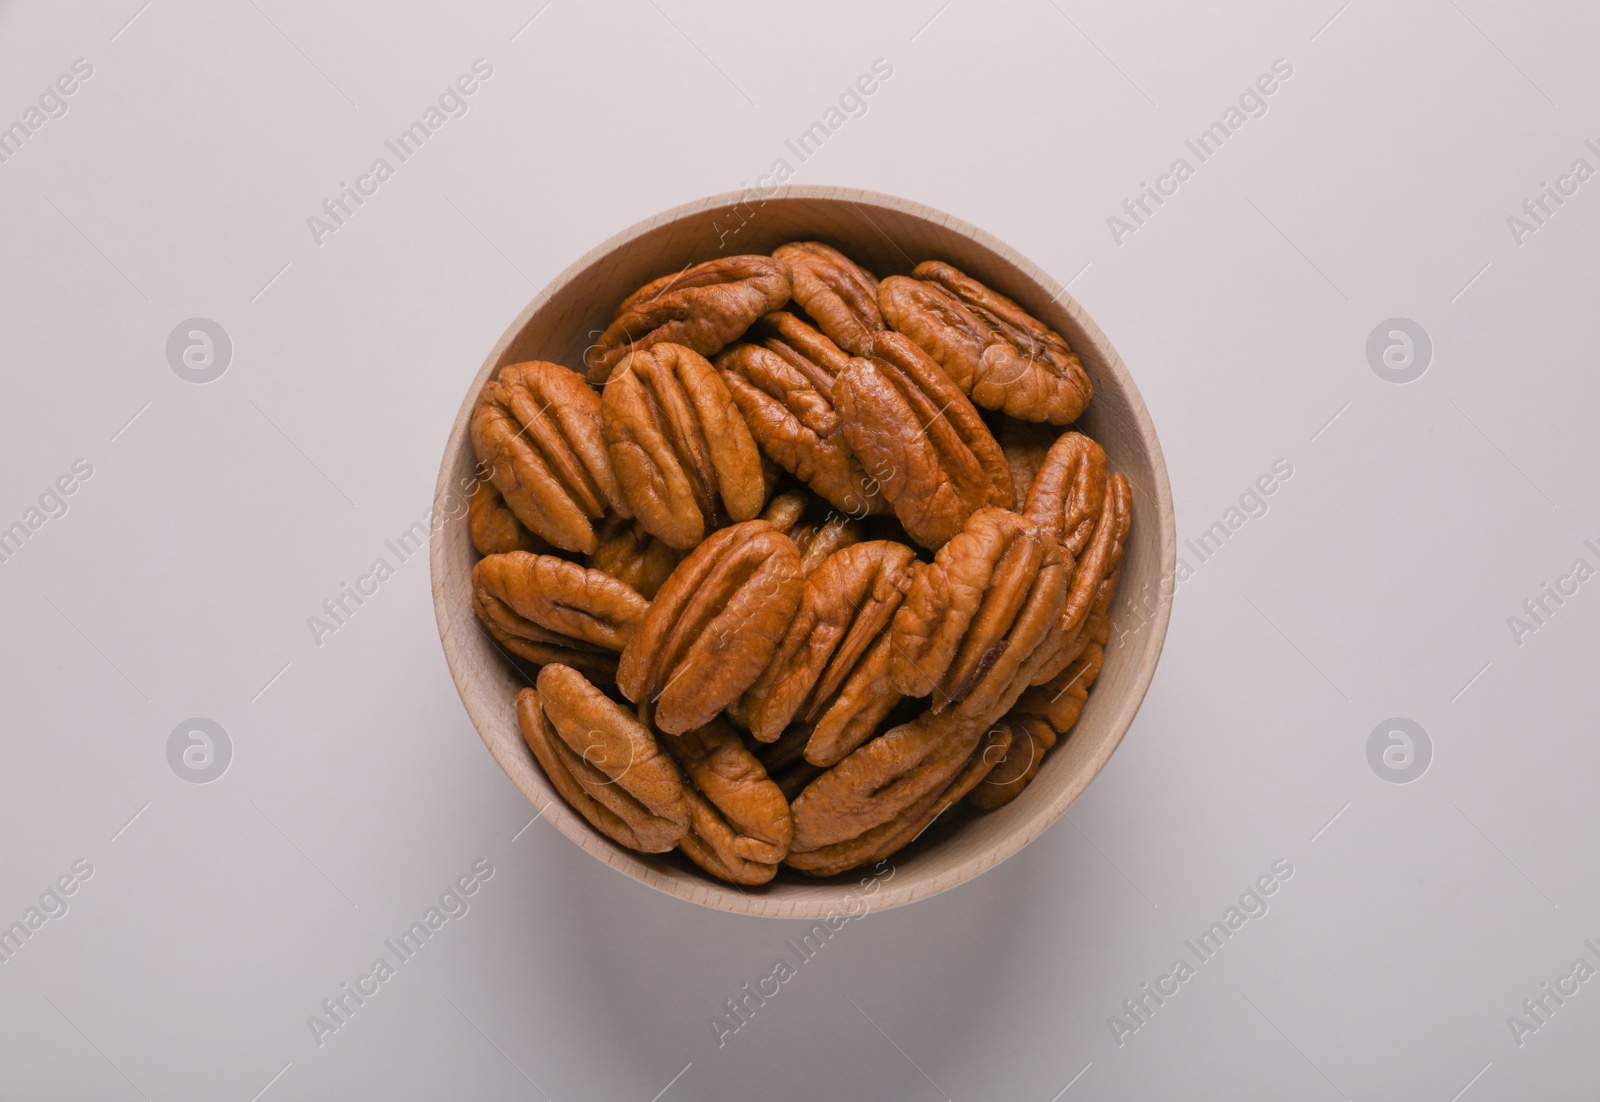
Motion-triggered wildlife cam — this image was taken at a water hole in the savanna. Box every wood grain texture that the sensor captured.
[430,187,1176,918]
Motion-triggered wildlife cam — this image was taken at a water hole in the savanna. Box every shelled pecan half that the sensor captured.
[601,343,766,550]
[664,717,792,885]
[834,332,1013,549]
[742,541,917,745]
[616,520,803,734]
[773,241,885,356]
[585,256,791,383]
[470,361,628,555]
[889,508,1067,721]
[879,261,1092,424]
[516,666,688,853]
[717,314,885,517]
[473,551,648,682]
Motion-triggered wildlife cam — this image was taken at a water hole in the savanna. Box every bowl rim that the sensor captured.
[430,185,1176,918]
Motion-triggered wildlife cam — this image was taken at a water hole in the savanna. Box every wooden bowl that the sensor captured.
[431,187,1175,918]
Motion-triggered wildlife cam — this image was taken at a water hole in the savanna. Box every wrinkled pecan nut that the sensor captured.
[587,515,681,600]
[717,315,886,518]
[1031,471,1130,684]
[761,490,864,576]
[516,665,688,853]
[742,540,916,745]
[473,551,649,682]
[879,261,1093,424]
[665,717,793,884]
[616,520,803,734]
[966,715,1057,810]
[602,343,766,550]
[835,332,1013,549]
[470,361,628,555]
[585,256,792,383]
[469,479,549,557]
[889,508,1067,722]
[786,711,1009,876]
[773,242,885,356]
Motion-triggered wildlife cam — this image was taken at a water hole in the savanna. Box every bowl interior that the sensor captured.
[431,187,1175,918]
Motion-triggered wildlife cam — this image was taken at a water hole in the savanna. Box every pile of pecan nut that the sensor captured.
[467,241,1130,884]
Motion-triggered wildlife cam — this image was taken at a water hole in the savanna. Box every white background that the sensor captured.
[2,0,1597,1098]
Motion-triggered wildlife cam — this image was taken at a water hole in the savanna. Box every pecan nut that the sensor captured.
[717,315,886,517]
[773,242,885,356]
[1021,432,1108,557]
[889,508,1067,721]
[966,715,1057,810]
[1012,581,1113,748]
[879,261,1092,424]
[616,520,803,734]
[470,361,628,555]
[999,420,1061,506]
[834,332,1013,549]
[761,490,864,575]
[786,711,1009,875]
[601,343,766,550]
[742,540,917,744]
[587,515,681,600]
[472,551,648,683]
[468,478,549,556]
[1031,472,1130,684]
[664,717,792,885]
[584,256,791,383]
[515,666,688,853]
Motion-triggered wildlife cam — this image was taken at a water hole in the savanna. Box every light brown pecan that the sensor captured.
[879,261,1092,424]
[584,256,791,383]
[1013,584,1112,739]
[587,515,681,600]
[468,479,550,556]
[999,420,1061,506]
[1022,432,1107,557]
[742,541,917,744]
[761,491,864,575]
[786,711,1009,875]
[966,715,1057,810]
[1031,472,1130,684]
[470,361,628,555]
[772,242,885,356]
[515,666,689,853]
[664,717,792,884]
[716,315,886,517]
[800,630,905,768]
[834,332,1013,549]
[473,552,648,682]
[889,508,1067,720]
[616,520,803,734]
[601,343,766,550]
